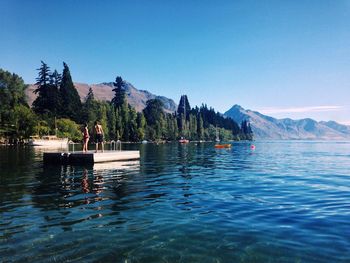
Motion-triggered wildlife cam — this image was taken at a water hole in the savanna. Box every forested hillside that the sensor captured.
[0,62,253,143]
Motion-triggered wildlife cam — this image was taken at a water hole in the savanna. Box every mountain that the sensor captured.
[225,105,350,140]
[25,81,177,113]
[320,121,350,134]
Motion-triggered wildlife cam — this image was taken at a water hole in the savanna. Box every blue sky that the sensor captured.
[1,0,349,124]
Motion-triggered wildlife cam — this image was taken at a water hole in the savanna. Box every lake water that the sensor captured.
[1,141,350,262]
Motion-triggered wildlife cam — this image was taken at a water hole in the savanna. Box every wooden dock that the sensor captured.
[43,150,140,164]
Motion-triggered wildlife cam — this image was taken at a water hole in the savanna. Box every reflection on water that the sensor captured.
[81,168,89,193]
[31,160,140,211]
[1,142,350,262]
[93,160,140,171]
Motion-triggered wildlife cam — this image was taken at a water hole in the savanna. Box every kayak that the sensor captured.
[214,144,231,149]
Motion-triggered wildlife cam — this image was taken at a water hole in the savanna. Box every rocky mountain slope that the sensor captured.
[25,81,177,113]
[225,105,350,140]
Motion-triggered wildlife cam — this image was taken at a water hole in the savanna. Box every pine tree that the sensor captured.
[47,70,61,116]
[241,120,247,134]
[112,76,126,109]
[86,87,95,102]
[240,120,253,140]
[197,114,204,140]
[50,70,62,87]
[173,115,178,139]
[111,76,129,140]
[168,114,179,140]
[177,95,191,119]
[107,103,117,140]
[156,114,165,140]
[136,112,146,140]
[115,108,122,140]
[59,62,82,122]
[120,99,129,141]
[246,122,253,140]
[32,61,51,115]
[177,95,191,135]
[128,106,138,141]
[143,99,165,140]
[82,87,97,125]
[143,99,164,126]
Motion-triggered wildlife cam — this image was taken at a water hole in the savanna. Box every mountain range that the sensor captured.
[224,105,350,140]
[25,82,177,113]
[25,82,350,140]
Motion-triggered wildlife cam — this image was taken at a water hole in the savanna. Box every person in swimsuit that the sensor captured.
[82,123,89,152]
[94,121,104,153]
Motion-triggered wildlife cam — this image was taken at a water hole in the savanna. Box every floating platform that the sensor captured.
[43,150,140,164]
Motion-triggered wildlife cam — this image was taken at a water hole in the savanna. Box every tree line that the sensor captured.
[0,62,253,143]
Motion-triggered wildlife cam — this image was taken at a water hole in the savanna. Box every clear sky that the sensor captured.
[1,0,349,124]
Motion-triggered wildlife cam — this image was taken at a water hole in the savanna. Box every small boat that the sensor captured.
[28,135,68,148]
[214,144,231,149]
[179,137,189,144]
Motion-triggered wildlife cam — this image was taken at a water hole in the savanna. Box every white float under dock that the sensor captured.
[43,150,140,164]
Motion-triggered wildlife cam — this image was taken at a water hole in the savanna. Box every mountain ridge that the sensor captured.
[25,83,350,140]
[25,81,177,113]
[224,104,350,140]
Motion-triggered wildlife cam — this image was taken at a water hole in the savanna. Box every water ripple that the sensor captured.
[1,142,350,262]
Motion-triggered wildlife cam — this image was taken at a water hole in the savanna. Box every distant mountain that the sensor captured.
[320,121,350,134]
[225,104,350,140]
[25,81,177,113]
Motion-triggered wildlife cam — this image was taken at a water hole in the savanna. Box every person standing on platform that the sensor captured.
[82,123,90,152]
[94,121,104,153]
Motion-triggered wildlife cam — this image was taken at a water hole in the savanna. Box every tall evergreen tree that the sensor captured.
[32,61,51,115]
[107,103,117,140]
[239,120,253,140]
[112,76,126,108]
[136,112,146,140]
[143,99,164,126]
[128,106,138,141]
[189,114,197,139]
[143,99,165,140]
[82,87,97,125]
[120,99,129,141]
[164,113,178,140]
[50,70,62,87]
[177,95,191,135]
[85,87,95,103]
[241,120,248,134]
[177,95,191,120]
[47,70,61,116]
[59,62,82,122]
[197,114,204,140]
[115,108,122,140]
[111,76,129,140]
